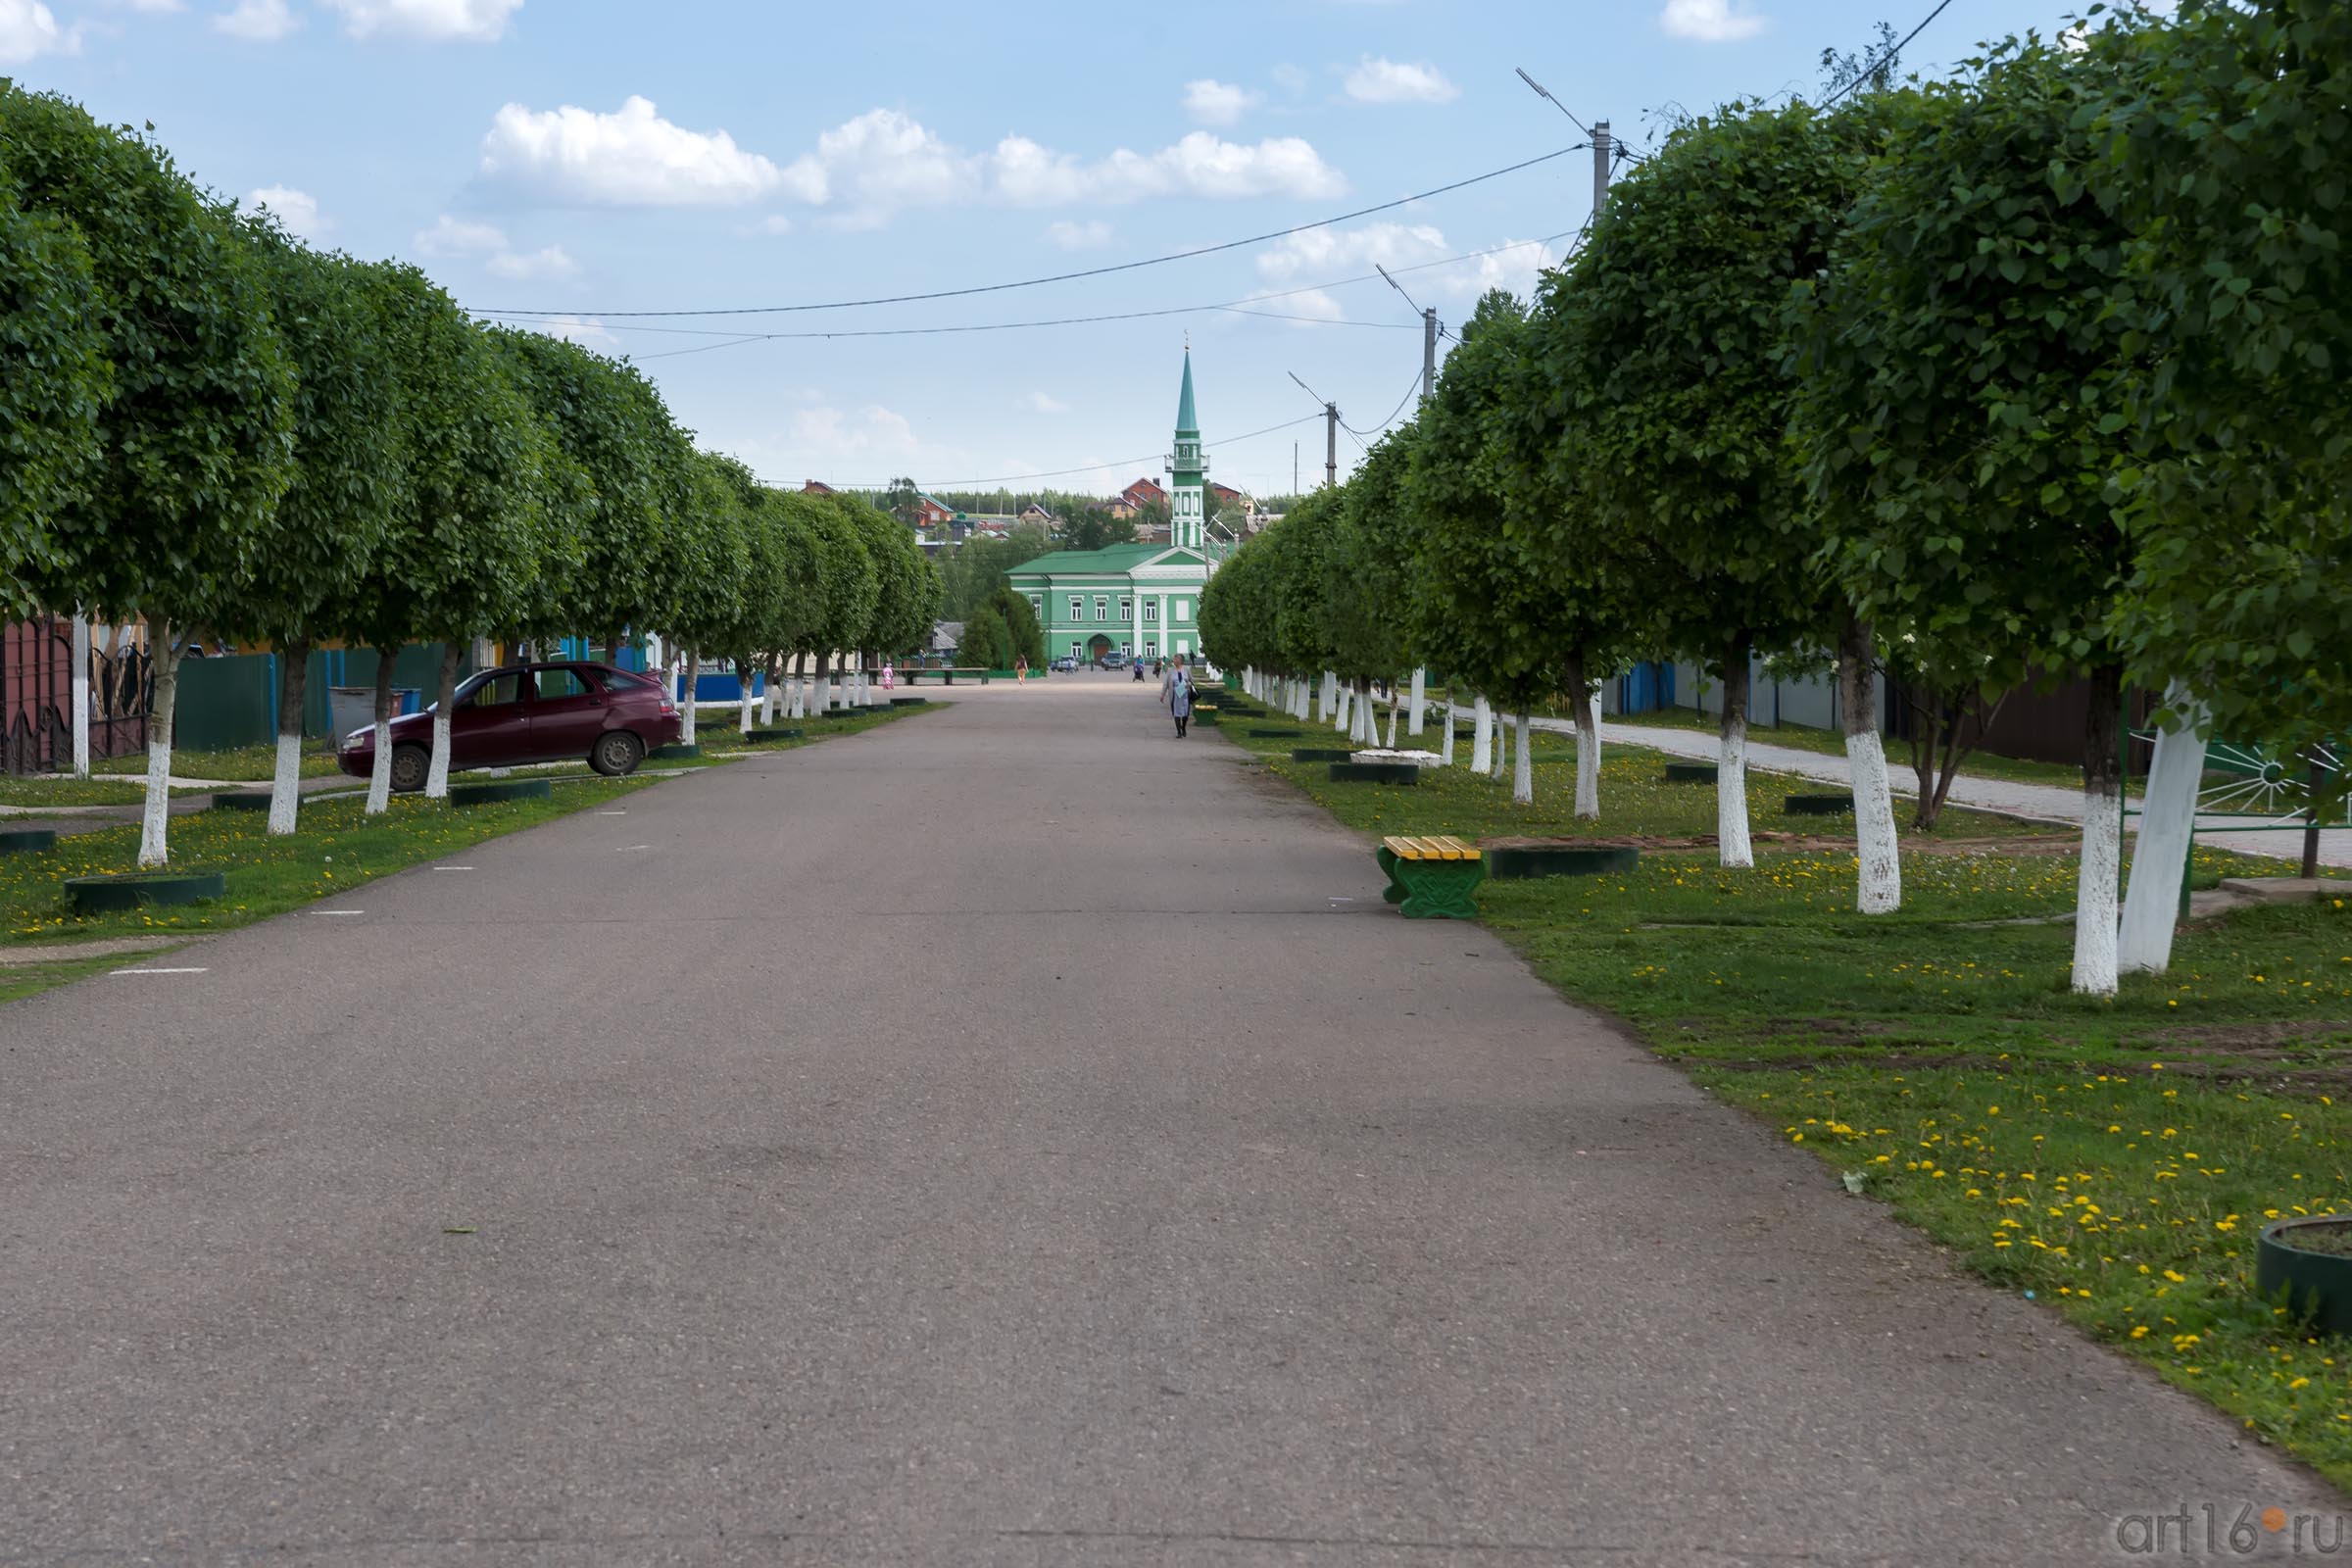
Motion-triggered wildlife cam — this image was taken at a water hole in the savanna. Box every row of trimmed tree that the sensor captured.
[1200,0,2350,997]
[1,84,940,866]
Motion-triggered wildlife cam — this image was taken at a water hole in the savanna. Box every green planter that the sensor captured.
[65,869,226,914]
[890,697,927,708]
[1,828,60,855]
[649,743,703,760]
[1786,793,1855,816]
[1191,710,1220,726]
[2256,1217,2352,1337]
[1290,748,1353,762]
[1249,726,1303,739]
[448,778,553,807]
[1329,760,1418,786]
[742,726,804,744]
[1488,844,1641,880]
[1664,762,1718,784]
[210,790,273,811]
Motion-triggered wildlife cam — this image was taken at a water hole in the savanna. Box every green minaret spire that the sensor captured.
[1168,342,1207,555]
[1175,346,1199,436]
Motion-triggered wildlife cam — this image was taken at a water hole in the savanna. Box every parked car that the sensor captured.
[338,662,680,792]
[1101,652,1129,669]
[1050,656,1077,672]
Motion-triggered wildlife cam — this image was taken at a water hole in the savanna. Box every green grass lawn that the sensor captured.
[91,743,347,782]
[0,775,214,808]
[1212,709,2352,1488]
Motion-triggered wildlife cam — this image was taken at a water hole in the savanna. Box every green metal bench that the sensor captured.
[1374,834,1486,920]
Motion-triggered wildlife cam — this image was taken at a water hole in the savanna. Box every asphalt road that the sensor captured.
[2,673,2338,1566]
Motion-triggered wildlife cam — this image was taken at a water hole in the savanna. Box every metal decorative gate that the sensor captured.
[0,617,149,774]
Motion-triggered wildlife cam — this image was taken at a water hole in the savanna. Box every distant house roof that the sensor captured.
[1018,502,1054,520]
[1208,481,1244,503]
[1118,477,1167,507]
[803,480,837,494]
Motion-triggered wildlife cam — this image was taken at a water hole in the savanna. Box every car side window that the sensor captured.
[536,667,590,701]
[464,673,525,709]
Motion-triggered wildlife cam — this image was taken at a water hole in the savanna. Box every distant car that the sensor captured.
[1102,652,1129,669]
[338,661,680,793]
[1050,656,1077,672]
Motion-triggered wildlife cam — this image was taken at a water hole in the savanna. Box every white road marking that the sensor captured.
[314,909,366,916]
[597,810,627,816]
[433,865,475,871]
[616,844,654,853]
[112,967,208,976]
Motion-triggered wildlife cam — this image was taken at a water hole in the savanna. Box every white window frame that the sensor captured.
[1068,596,1083,622]
[1094,595,1108,621]
[1144,600,1158,623]
[1119,597,1132,622]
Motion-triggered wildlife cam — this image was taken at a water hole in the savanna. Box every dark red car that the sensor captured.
[337,661,681,793]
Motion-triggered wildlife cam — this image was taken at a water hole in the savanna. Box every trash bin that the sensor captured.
[328,686,421,743]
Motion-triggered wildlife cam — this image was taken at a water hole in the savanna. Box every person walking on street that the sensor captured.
[1166,660,1192,738]
[1015,657,1028,686]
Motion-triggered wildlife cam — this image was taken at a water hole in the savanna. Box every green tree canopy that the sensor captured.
[0,169,109,612]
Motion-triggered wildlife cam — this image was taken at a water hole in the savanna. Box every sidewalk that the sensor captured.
[1396,696,2349,868]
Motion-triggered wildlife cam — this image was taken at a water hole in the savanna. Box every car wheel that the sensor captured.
[389,744,430,794]
[590,730,645,777]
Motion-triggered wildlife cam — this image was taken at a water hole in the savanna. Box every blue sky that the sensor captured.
[8,0,2087,500]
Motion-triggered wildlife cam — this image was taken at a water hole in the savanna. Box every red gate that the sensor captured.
[0,616,148,774]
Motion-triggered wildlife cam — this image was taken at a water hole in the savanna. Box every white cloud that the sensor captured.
[1045,219,1111,250]
[412,214,575,282]
[0,0,78,61]
[753,214,793,235]
[322,0,520,41]
[486,244,575,280]
[532,316,616,350]
[413,214,508,257]
[775,109,1345,223]
[989,129,1345,207]
[1182,77,1259,126]
[1342,56,1458,105]
[1255,221,1561,309]
[1660,0,1766,43]
[213,0,296,37]
[787,404,932,466]
[1022,392,1069,415]
[244,184,328,240]
[1271,63,1307,95]
[480,96,786,208]
[107,0,183,12]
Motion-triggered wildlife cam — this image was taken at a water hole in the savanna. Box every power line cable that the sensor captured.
[1343,366,1426,438]
[1819,0,1958,108]
[476,144,1587,321]
[771,411,1328,492]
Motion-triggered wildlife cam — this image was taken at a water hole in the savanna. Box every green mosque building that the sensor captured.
[1007,349,1219,666]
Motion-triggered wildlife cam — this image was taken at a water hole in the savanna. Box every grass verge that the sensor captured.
[1213,703,2352,1489]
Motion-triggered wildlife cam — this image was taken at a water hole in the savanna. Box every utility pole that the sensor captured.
[1422,307,1438,404]
[1323,402,1339,489]
[1592,118,1611,220]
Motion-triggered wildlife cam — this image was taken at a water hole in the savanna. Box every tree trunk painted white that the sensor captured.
[1506,714,1530,804]
[425,641,462,799]
[1331,682,1348,734]
[1408,667,1426,735]
[365,649,397,815]
[676,646,699,747]
[135,622,182,869]
[2120,685,2207,975]
[1717,645,1754,870]
[1439,693,1456,767]
[1313,671,1326,721]
[1472,697,1493,773]
[268,637,310,836]
[761,655,782,723]
[1567,655,1600,820]
[1492,710,1509,781]
[70,614,90,777]
[1838,617,1900,914]
[813,669,831,717]
[2072,665,2127,996]
[1385,688,1400,748]
[1353,680,1374,745]
[738,663,757,733]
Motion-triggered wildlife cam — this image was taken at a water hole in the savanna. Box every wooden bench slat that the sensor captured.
[1433,834,1481,860]
[1382,835,1420,858]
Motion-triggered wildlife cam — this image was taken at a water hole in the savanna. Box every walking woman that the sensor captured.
[1167,660,1193,738]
